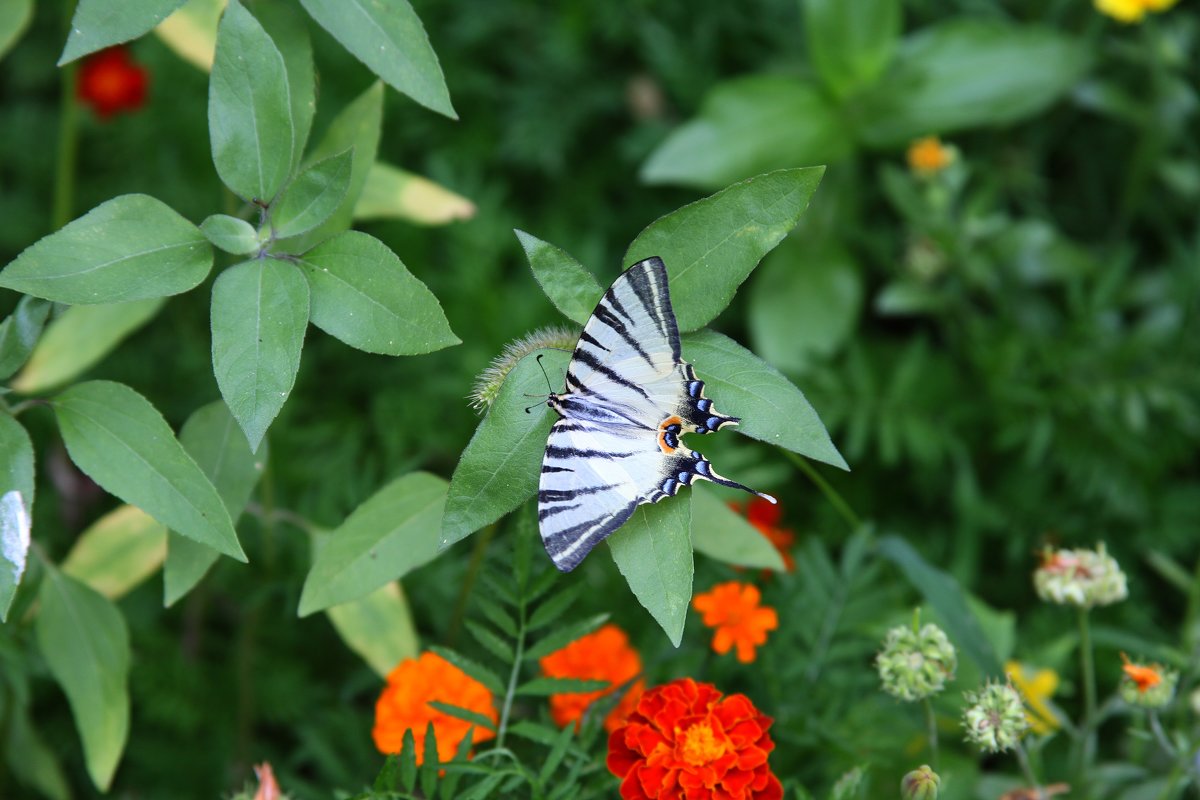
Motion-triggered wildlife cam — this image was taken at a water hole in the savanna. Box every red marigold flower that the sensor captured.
[77,46,148,119]
[692,581,778,663]
[539,623,645,732]
[607,677,783,800]
[731,498,796,572]
[372,652,497,765]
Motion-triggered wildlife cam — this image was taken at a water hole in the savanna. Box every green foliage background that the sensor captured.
[0,0,1198,798]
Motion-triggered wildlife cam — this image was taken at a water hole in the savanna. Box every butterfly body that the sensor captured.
[539,256,774,572]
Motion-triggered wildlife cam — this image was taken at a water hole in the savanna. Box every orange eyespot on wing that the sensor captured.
[657,415,684,453]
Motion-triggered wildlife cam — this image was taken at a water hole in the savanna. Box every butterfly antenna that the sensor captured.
[536,353,555,394]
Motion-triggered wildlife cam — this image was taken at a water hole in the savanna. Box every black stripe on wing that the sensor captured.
[623,257,681,362]
[541,498,639,572]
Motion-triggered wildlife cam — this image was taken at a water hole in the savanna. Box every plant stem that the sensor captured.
[923,697,940,771]
[495,607,525,749]
[1013,741,1044,800]
[1075,607,1098,795]
[782,450,862,532]
[52,34,80,230]
[1148,711,1179,759]
[447,524,495,645]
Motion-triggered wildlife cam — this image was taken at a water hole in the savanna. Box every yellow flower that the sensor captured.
[1005,661,1060,735]
[906,136,954,176]
[1094,0,1179,23]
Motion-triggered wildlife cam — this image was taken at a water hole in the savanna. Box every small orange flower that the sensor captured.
[539,624,645,732]
[906,136,954,176]
[607,677,782,800]
[77,46,148,119]
[373,652,497,764]
[1121,653,1162,693]
[692,581,778,663]
[732,498,796,572]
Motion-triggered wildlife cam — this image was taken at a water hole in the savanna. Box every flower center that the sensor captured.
[679,722,727,766]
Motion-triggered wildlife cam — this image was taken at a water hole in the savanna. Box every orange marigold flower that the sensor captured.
[607,677,782,800]
[731,498,796,572]
[539,623,645,733]
[77,46,148,120]
[906,136,954,176]
[1121,652,1162,693]
[373,652,497,765]
[692,581,778,663]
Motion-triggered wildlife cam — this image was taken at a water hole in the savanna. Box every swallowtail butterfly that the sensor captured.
[539,256,775,572]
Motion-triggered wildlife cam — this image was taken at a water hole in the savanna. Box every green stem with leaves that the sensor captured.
[1013,742,1044,800]
[1074,607,1098,795]
[782,450,862,532]
[53,3,80,230]
[495,594,526,750]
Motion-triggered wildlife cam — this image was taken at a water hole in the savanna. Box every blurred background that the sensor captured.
[1,0,1198,797]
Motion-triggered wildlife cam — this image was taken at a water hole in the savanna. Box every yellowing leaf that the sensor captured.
[62,505,167,600]
[353,162,476,226]
[154,0,225,71]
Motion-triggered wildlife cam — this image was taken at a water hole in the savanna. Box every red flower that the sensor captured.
[539,623,645,732]
[77,46,148,119]
[607,677,782,800]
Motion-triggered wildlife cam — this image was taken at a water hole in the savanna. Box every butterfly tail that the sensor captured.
[688,456,776,504]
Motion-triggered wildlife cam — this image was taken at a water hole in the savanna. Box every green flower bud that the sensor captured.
[468,326,578,411]
[1033,542,1127,609]
[962,681,1028,753]
[1119,656,1178,709]
[901,765,940,800]
[876,623,957,702]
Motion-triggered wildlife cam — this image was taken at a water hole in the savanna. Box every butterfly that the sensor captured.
[539,256,775,572]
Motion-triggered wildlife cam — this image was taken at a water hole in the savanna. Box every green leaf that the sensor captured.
[398,733,417,793]
[200,214,260,255]
[297,0,455,119]
[477,597,518,638]
[11,298,164,393]
[297,231,458,355]
[526,585,581,633]
[514,677,609,696]
[524,613,608,661]
[283,82,384,253]
[0,296,50,380]
[254,0,315,165]
[59,0,186,64]
[61,505,167,600]
[625,167,825,332]
[682,329,847,469]
[272,150,353,240]
[538,725,575,785]
[877,534,1002,675]
[465,619,514,663]
[515,230,603,325]
[0,0,33,62]
[209,0,295,202]
[164,399,266,606]
[805,0,901,98]
[354,162,476,226]
[428,646,505,696]
[211,259,310,450]
[0,414,33,622]
[441,349,570,548]
[5,702,71,800]
[690,485,784,570]
[52,381,245,561]
[426,701,496,732]
[747,236,862,373]
[327,581,419,677]
[298,472,448,615]
[35,567,130,790]
[857,20,1093,147]
[0,194,212,304]
[507,720,567,747]
[152,0,223,70]
[608,500,692,646]
[641,79,848,190]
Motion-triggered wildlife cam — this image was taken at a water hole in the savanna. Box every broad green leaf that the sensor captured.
[0,414,33,621]
[690,485,784,570]
[857,20,1093,146]
[625,167,825,332]
[52,381,245,561]
[272,150,353,240]
[0,194,212,304]
[200,214,259,255]
[682,329,847,470]
[211,259,310,450]
[641,78,848,190]
[209,0,295,202]
[35,568,130,790]
[327,581,419,677]
[608,499,692,646]
[354,162,477,226]
[877,534,1001,675]
[297,231,458,355]
[0,0,33,62]
[164,400,266,606]
[11,298,164,393]
[283,82,384,252]
[0,296,51,380]
[298,472,448,615]
[154,0,224,70]
[805,0,901,98]
[62,506,167,599]
[441,349,570,548]
[59,0,186,64]
[5,703,72,800]
[748,236,862,373]
[297,0,455,119]
[516,230,603,325]
[254,0,315,165]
